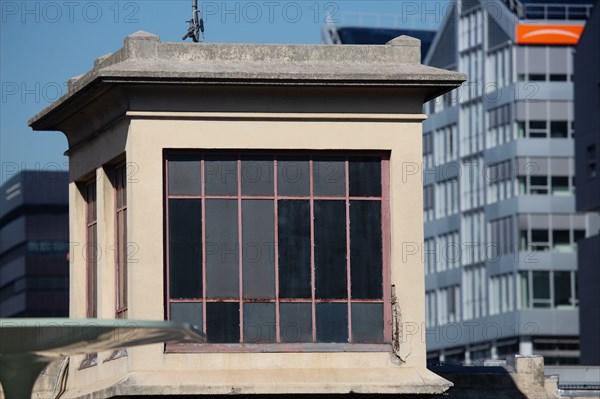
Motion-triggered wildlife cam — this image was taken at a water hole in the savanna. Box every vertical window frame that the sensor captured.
[81,176,98,369]
[114,162,128,319]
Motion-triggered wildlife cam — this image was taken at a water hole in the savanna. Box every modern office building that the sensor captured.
[420,0,598,365]
[574,0,600,366]
[0,170,69,317]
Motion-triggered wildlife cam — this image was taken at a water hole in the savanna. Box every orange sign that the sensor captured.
[516,24,584,45]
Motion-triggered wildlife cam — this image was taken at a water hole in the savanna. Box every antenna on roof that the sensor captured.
[182,0,204,42]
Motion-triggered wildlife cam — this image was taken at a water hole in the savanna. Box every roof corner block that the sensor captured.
[124,30,160,60]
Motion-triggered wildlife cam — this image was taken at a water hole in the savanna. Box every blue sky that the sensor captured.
[1,0,448,183]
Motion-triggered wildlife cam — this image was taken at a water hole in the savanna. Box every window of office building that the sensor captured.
[434,124,457,164]
[424,237,436,276]
[424,184,435,222]
[518,271,577,310]
[489,216,514,258]
[425,291,437,328]
[423,132,433,169]
[515,46,572,84]
[437,231,460,272]
[438,285,460,325]
[515,157,575,197]
[489,46,511,89]
[517,120,573,139]
[488,160,514,203]
[489,273,514,315]
[436,178,459,218]
[164,152,390,347]
[463,265,486,320]
[518,214,586,253]
[487,105,512,148]
[461,157,484,210]
[460,103,484,156]
[462,211,485,265]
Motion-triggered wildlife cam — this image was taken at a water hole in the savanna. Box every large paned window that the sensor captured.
[85,179,98,318]
[82,178,98,368]
[115,164,128,318]
[165,152,390,349]
[518,270,578,309]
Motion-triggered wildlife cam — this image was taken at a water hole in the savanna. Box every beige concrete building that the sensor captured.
[28,31,465,397]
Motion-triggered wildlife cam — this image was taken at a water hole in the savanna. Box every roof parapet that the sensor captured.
[29,30,466,131]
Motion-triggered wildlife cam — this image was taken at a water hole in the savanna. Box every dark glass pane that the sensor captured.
[551,122,569,138]
[206,302,240,343]
[168,199,202,299]
[168,158,201,195]
[313,157,345,197]
[277,157,309,196]
[280,303,312,343]
[530,176,548,186]
[550,74,567,81]
[554,272,572,307]
[574,230,585,242]
[205,199,239,298]
[242,200,275,299]
[351,303,383,343]
[278,200,311,298]
[350,201,383,299]
[205,155,238,196]
[553,230,570,245]
[170,302,203,330]
[243,303,276,343]
[529,74,546,81]
[529,121,547,129]
[314,201,347,299]
[316,303,348,343]
[241,156,274,196]
[349,157,381,197]
[532,229,549,242]
[533,271,550,300]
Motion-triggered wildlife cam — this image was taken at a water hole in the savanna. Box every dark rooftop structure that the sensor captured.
[322,26,436,62]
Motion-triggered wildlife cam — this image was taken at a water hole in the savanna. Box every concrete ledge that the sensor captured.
[61,367,452,398]
[28,30,466,131]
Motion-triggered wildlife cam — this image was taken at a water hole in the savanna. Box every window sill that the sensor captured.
[165,342,391,353]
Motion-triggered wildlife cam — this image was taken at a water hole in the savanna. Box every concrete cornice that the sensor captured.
[28,31,465,131]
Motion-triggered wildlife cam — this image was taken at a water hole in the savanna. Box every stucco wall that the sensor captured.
[61,111,453,397]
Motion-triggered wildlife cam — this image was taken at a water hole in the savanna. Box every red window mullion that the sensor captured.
[165,159,171,321]
[237,158,244,342]
[201,159,207,335]
[274,159,281,343]
[345,157,353,343]
[382,158,392,343]
[309,159,317,343]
